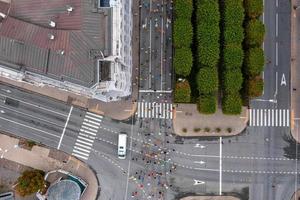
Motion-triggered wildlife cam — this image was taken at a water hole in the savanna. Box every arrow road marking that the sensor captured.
[194,179,205,185]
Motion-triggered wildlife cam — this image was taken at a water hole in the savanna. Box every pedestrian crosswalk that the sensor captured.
[249,109,290,127]
[137,102,173,119]
[72,112,102,160]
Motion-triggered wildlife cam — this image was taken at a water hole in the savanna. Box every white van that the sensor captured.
[118,132,127,159]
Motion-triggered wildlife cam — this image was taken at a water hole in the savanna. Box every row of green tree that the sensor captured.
[220,0,244,114]
[173,0,193,103]
[196,0,220,114]
[242,0,265,102]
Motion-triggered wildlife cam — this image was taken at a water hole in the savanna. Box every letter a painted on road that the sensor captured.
[281,74,286,86]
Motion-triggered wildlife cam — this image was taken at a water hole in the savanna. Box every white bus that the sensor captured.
[118,132,127,159]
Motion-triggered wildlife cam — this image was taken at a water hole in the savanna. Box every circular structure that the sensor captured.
[47,179,81,200]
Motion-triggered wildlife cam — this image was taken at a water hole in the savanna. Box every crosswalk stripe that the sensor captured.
[72,153,88,160]
[250,108,290,127]
[272,109,274,126]
[79,132,96,139]
[74,146,91,153]
[170,104,173,119]
[82,122,99,129]
[84,118,100,126]
[81,125,98,132]
[86,112,103,119]
[85,115,102,122]
[166,104,170,119]
[80,129,97,136]
[283,109,286,127]
[137,102,141,118]
[287,109,290,127]
[75,142,92,149]
[76,139,93,146]
[72,149,89,157]
[78,136,94,143]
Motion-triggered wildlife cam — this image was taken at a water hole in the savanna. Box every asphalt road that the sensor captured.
[0,0,299,200]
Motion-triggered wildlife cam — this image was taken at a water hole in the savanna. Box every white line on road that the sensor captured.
[57,106,73,150]
[276,0,278,7]
[275,71,278,98]
[85,115,102,122]
[276,13,278,37]
[160,16,164,91]
[276,42,278,66]
[149,18,152,89]
[219,137,222,195]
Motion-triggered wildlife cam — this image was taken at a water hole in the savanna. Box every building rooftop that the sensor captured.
[0,0,111,87]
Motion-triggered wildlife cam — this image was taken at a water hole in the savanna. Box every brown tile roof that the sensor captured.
[0,1,10,16]
[0,0,109,87]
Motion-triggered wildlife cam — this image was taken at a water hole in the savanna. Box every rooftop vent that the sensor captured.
[0,12,6,19]
[48,34,55,40]
[66,5,74,13]
[57,50,65,55]
[49,20,56,28]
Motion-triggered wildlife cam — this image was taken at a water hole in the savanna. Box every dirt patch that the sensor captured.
[18,139,36,150]
[173,104,247,137]
[181,196,240,200]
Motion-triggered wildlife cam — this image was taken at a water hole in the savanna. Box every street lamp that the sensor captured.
[0,144,18,159]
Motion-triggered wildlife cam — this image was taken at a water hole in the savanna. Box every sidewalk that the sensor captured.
[290,0,300,142]
[173,104,248,137]
[0,134,99,200]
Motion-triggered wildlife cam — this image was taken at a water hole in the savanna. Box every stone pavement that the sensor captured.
[290,0,300,143]
[0,134,99,200]
[173,104,248,137]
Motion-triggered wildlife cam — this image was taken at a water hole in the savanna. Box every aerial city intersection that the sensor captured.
[0,0,298,200]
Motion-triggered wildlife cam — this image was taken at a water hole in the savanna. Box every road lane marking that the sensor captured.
[219,137,222,195]
[276,13,278,37]
[139,89,173,93]
[276,42,278,66]
[194,180,205,185]
[57,106,73,150]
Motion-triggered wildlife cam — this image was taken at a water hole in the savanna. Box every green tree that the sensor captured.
[174,47,193,76]
[197,0,220,24]
[244,0,264,19]
[224,25,244,45]
[174,0,193,19]
[222,92,242,115]
[223,69,243,93]
[174,81,191,103]
[224,0,245,26]
[247,76,264,97]
[223,44,244,69]
[197,67,218,94]
[244,47,265,77]
[173,19,193,48]
[15,170,46,197]
[197,94,217,114]
[245,19,265,47]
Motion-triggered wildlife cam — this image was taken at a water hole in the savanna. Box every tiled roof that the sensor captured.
[0,0,109,87]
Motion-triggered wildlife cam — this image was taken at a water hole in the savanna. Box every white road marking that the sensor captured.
[74,146,91,153]
[73,149,89,157]
[268,109,271,126]
[84,118,100,126]
[76,139,93,146]
[82,122,98,129]
[276,13,278,37]
[139,89,173,93]
[194,180,205,185]
[219,137,222,195]
[75,142,92,149]
[57,106,73,150]
[276,42,278,66]
[149,18,152,89]
[86,112,103,119]
[287,109,290,126]
[78,135,94,143]
[80,129,97,136]
[249,109,289,127]
[85,115,102,122]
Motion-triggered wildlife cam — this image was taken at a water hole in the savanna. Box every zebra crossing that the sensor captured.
[249,109,290,127]
[137,102,173,119]
[72,112,102,160]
